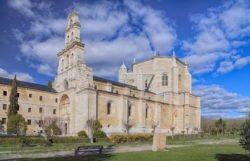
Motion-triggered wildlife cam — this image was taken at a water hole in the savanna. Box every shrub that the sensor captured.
[93,130,106,138]
[19,137,31,147]
[78,130,88,138]
[0,136,89,144]
[110,134,153,144]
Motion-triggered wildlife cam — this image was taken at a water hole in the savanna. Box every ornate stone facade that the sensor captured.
[0,10,200,136]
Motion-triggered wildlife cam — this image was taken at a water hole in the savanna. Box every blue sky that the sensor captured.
[0,0,250,118]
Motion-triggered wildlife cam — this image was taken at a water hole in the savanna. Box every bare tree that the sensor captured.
[35,117,62,140]
[123,121,133,134]
[151,121,159,134]
[170,126,175,139]
[86,119,102,143]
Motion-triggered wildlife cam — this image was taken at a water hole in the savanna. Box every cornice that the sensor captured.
[58,41,85,56]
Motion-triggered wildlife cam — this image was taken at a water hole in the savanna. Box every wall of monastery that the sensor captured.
[0,84,58,135]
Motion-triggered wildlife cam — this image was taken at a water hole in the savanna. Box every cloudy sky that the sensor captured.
[0,0,249,118]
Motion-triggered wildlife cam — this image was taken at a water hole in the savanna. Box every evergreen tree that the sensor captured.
[240,114,250,151]
[0,121,4,133]
[48,80,53,88]
[7,75,18,117]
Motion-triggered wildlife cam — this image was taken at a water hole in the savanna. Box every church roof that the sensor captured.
[93,76,137,89]
[0,77,56,93]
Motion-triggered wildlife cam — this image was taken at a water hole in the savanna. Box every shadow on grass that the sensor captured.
[18,154,114,161]
[216,154,250,161]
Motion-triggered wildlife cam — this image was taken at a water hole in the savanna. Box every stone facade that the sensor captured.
[0,10,200,136]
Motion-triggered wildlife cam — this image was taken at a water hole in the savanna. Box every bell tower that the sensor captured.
[54,9,94,92]
[54,9,96,136]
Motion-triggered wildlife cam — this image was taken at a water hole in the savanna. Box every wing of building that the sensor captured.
[0,10,200,136]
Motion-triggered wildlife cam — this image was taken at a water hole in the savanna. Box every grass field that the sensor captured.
[19,144,249,161]
[0,135,239,153]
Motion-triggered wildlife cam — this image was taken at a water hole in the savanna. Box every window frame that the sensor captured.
[162,74,168,86]
[107,102,111,115]
[3,91,7,96]
[3,104,7,110]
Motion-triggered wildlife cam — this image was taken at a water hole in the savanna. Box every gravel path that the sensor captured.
[0,139,238,161]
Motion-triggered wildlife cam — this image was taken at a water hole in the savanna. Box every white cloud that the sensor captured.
[37,64,54,76]
[217,56,250,74]
[183,0,250,75]
[11,1,176,78]
[220,0,250,38]
[8,0,34,17]
[193,84,250,118]
[9,73,34,83]
[0,68,34,83]
[0,68,9,77]
[8,0,52,18]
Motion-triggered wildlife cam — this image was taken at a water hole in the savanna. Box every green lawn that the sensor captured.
[20,144,250,161]
[167,135,239,145]
[0,135,239,153]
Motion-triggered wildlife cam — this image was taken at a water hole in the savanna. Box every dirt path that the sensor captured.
[0,139,238,160]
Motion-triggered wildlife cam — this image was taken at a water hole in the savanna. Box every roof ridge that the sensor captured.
[0,77,56,93]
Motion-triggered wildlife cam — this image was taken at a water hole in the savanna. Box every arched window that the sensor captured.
[128,104,132,117]
[145,104,150,119]
[61,59,64,71]
[178,74,181,86]
[70,19,73,25]
[66,55,69,68]
[145,80,148,89]
[107,102,111,115]
[71,32,74,41]
[71,53,74,66]
[162,74,168,86]
[67,35,69,43]
[145,106,148,119]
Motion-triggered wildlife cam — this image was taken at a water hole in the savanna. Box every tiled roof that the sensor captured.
[0,77,56,93]
[93,76,137,89]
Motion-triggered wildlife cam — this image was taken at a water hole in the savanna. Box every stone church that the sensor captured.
[0,10,200,136]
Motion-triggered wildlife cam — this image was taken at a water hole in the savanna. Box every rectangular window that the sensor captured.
[29,94,32,98]
[17,93,20,98]
[2,118,6,124]
[28,108,31,112]
[39,107,43,113]
[3,91,7,96]
[27,119,31,125]
[39,96,43,101]
[38,120,43,127]
[17,105,19,111]
[3,104,7,110]
[53,109,56,114]
[55,98,58,103]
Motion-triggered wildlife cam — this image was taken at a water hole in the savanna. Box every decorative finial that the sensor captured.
[121,62,127,69]
[133,58,136,63]
[184,58,188,65]
[172,50,176,57]
[153,51,157,57]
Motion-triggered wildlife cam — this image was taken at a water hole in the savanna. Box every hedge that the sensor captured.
[110,134,153,143]
[0,136,89,144]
